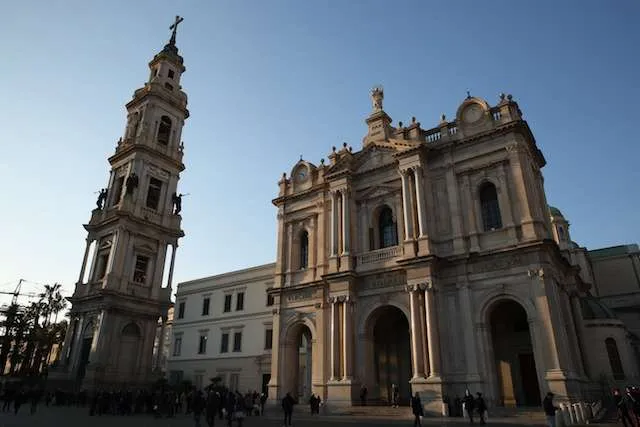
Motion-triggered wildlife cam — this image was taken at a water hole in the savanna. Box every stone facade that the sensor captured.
[265,88,638,410]
[167,264,275,393]
[53,26,188,388]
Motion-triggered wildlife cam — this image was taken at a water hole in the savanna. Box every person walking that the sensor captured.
[613,388,633,427]
[463,390,475,424]
[411,393,424,427]
[282,392,295,427]
[475,392,487,425]
[543,392,559,427]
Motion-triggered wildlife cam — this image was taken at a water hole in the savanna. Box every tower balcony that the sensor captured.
[354,245,404,271]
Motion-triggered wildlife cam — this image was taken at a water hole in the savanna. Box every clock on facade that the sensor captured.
[463,104,483,123]
[296,169,307,182]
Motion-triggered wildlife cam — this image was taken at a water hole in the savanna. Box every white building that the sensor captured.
[168,263,276,393]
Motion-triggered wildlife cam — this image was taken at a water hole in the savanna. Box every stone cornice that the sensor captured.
[272,182,328,206]
[108,143,185,172]
[126,84,189,119]
[84,211,184,239]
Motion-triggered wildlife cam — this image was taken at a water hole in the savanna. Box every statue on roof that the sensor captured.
[371,85,384,112]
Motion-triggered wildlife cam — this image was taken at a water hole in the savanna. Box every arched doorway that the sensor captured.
[77,321,94,381]
[367,305,411,404]
[489,300,541,407]
[118,323,141,378]
[282,323,313,401]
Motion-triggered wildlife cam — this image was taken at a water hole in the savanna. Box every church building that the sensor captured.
[264,87,638,409]
[168,86,639,409]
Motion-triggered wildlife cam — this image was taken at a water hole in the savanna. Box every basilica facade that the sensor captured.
[266,88,638,409]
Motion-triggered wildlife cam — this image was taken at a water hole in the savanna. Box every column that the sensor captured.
[330,191,339,257]
[413,166,428,238]
[458,283,480,380]
[569,293,589,376]
[166,244,177,289]
[408,287,425,378]
[462,175,480,251]
[360,201,368,253]
[286,223,294,273]
[77,238,93,284]
[400,170,414,240]
[58,318,77,364]
[155,316,167,369]
[342,297,353,380]
[330,297,337,380]
[69,316,85,374]
[424,286,441,378]
[341,190,350,255]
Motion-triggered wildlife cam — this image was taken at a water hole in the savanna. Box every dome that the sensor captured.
[549,206,564,217]
[580,297,617,320]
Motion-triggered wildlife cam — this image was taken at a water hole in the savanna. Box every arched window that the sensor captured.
[122,322,141,337]
[157,116,172,145]
[379,206,398,248]
[299,230,309,269]
[479,182,503,231]
[605,337,625,380]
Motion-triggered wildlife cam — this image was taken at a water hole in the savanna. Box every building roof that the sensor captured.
[177,262,276,289]
[549,206,564,217]
[580,296,618,320]
[588,244,640,259]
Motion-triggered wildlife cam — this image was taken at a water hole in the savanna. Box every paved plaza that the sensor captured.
[0,405,558,427]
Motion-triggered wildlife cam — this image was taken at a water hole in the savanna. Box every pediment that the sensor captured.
[358,184,400,201]
[353,146,397,174]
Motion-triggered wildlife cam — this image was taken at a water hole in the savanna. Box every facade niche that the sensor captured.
[157,116,172,145]
[299,230,309,269]
[479,182,502,231]
[378,205,398,249]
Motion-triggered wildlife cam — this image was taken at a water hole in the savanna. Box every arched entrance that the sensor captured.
[117,323,141,378]
[489,299,541,406]
[282,323,313,401]
[367,305,411,404]
[77,321,94,381]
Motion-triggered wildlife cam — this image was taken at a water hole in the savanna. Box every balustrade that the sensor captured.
[355,245,403,265]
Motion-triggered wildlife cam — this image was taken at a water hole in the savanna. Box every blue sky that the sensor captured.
[1,1,638,300]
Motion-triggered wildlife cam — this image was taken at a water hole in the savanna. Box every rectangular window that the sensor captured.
[111,176,125,206]
[202,297,210,316]
[194,373,203,390]
[146,177,162,210]
[220,333,229,353]
[173,336,182,356]
[177,301,185,319]
[236,292,245,311]
[168,69,175,79]
[229,373,239,391]
[266,294,274,307]
[264,329,273,350]
[132,255,149,284]
[94,252,109,280]
[198,334,207,354]
[223,295,232,313]
[233,332,242,352]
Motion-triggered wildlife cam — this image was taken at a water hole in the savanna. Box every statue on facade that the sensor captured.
[371,85,384,112]
[172,192,183,215]
[125,173,139,195]
[96,188,108,209]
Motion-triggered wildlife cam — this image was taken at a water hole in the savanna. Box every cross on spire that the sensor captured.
[169,15,184,46]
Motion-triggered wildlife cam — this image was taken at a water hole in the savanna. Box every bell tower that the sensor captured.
[56,17,189,387]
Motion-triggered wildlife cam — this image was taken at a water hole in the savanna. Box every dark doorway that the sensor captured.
[372,306,412,404]
[490,300,541,407]
[262,374,271,396]
[77,338,92,381]
[519,353,541,406]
